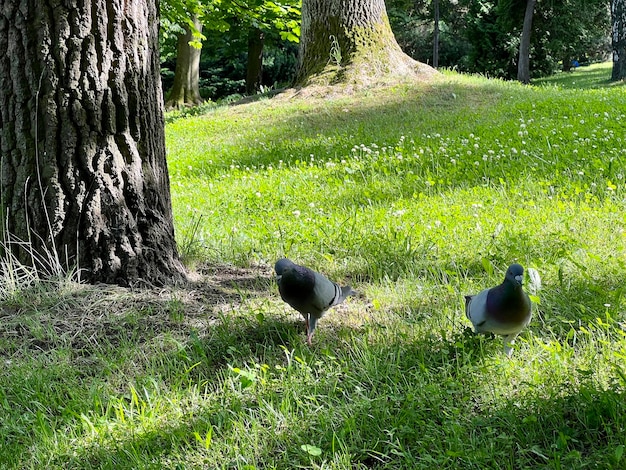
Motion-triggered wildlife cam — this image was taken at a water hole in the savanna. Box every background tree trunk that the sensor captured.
[295,0,437,86]
[433,0,440,68]
[517,0,536,84]
[246,28,265,95]
[165,16,204,109]
[612,0,626,80]
[0,0,186,285]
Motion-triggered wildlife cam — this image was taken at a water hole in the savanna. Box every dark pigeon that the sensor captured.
[465,263,534,356]
[275,258,354,345]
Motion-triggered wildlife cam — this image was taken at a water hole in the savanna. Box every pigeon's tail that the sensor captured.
[526,268,542,295]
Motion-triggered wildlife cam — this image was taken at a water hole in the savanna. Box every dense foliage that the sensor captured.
[160,0,300,101]
[387,0,611,79]
[161,0,612,99]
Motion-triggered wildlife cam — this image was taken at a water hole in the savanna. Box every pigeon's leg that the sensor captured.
[302,314,310,344]
[503,333,519,357]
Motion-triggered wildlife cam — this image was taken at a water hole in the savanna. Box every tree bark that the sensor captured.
[612,0,626,81]
[0,0,186,285]
[517,0,536,84]
[165,16,204,109]
[246,28,265,95]
[295,0,437,86]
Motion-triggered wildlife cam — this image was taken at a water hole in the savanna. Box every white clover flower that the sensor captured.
[293,210,301,217]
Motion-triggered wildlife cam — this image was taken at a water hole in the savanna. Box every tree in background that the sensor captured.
[517,0,537,83]
[531,0,609,73]
[161,0,300,107]
[0,0,185,285]
[161,0,224,109]
[165,14,206,108]
[460,0,610,80]
[387,0,472,69]
[612,0,626,80]
[296,0,436,86]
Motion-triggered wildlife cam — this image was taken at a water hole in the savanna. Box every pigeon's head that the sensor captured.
[274,258,295,281]
[505,263,525,286]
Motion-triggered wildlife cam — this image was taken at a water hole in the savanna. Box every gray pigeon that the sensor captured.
[275,258,354,345]
[465,263,532,356]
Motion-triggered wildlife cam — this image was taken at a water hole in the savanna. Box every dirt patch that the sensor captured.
[0,263,276,357]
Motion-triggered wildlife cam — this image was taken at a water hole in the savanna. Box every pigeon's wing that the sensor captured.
[310,272,343,313]
[465,288,489,333]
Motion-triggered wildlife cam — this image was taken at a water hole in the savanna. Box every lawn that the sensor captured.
[1,63,625,469]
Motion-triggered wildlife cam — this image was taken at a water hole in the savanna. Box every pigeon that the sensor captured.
[275,258,354,345]
[465,263,535,356]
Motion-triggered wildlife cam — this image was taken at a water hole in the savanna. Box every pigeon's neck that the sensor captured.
[282,266,315,290]
[487,281,529,322]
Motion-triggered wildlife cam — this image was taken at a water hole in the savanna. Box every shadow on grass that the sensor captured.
[1,256,624,467]
[39,314,626,468]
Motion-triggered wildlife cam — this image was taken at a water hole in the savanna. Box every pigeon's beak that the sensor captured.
[514,275,523,285]
[276,274,282,282]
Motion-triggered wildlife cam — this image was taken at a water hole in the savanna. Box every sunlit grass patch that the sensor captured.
[2,66,626,468]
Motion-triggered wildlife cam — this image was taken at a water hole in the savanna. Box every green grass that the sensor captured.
[2,65,626,468]
[533,61,623,89]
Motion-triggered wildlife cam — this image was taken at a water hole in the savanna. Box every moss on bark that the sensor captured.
[295,0,437,87]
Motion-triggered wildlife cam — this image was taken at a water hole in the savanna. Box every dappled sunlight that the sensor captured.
[3,66,626,468]
[534,62,626,90]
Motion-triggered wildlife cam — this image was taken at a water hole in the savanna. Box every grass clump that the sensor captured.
[1,63,626,468]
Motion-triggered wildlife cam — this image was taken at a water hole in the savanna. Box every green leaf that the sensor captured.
[481,257,494,276]
[301,444,322,456]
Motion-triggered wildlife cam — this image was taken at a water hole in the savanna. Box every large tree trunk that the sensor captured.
[612,0,626,81]
[517,0,536,84]
[165,16,204,109]
[0,0,186,286]
[295,0,437,86]
[246,28,265,95]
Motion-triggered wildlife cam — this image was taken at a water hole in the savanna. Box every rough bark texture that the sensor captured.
[612,0,626,81]
[0,0,186,285]
[295,0,437,86]
[517,0,536,84]
[165,16,204,109]
[246,28,265,95]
